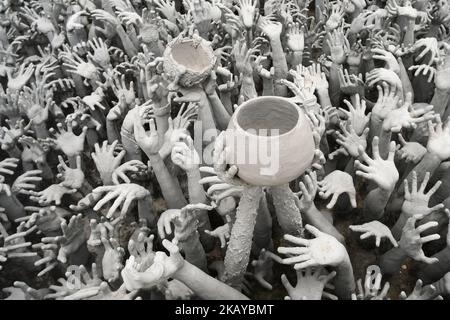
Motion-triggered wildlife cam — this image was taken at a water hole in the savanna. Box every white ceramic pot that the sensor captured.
[226,96,315,186]
[163,37,216,87]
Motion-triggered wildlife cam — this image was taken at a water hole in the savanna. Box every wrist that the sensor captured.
[100,172,113,185]
[316,88,329,97]
[153,103,171,117]
[186,167,200,178]
[424,151,443,163]
[432,277,448,296]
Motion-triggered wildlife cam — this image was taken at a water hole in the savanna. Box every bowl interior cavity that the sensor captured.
[171,41,211,71]
[236,98,299,136]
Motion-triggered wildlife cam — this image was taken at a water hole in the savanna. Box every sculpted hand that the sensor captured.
[399,279,442,300]
[29,184,77,206]
[339,95,370,135]
[121,239,184,291]
[286,22,305,52]
[350,221,398,247]
[258,16,282,40]
[338,68,364,96]
[236,0,258,28]
[327,28,349,65]
[355,137,399,191]
[366,68,402,91]
[412,38,439,65]
[42,214,87,264]
[25,206,71,234]
[295,171,318,212]
[91,140,126,184]
[101,233,125,283]
[318,170,357,209]
[382,93,434,133]
[0,158,19,176]
[399,215,440,264]
[278,225,349,269]
[427,115,450,161]
[331,123,369,159]
[163,279,194,300]
[247,249,279,290]
[48,122,87,157]
[281,267,337,300]
[7,63,34,91]
[371,83,400,121]
[402,171,443,217]
[205,217,232,248]
[112,160,147,185]
[128,233,155,271]
[397,134,427,163]
[371,48,400,74]
[57,156,84,190]
[171,136,200,173]
[93,183,150,219]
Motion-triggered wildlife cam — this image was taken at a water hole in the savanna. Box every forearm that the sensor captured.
[186,169,212,245]
[239,73,258,102]
[5,145,21,158]
[0,193,25,220]
[148,154,187,209]
[379,246,409,275]
[302,203,345,243]
[329,63,341,107]
[391,212,408,239]
[32,122,48,139]
[378,128,392,160]
[154,104,171,149]
[36,161,53,180]
[269,36,288,97]
[120,130,142,161]
[106,120,119,144]
[218,91,233,114]
[197,96,218,136]
[207,91,231,131]
[223,186,263,289]
[401,17,415,46]
[253,195,273,254]
[418,247,450,283]
[261,77,274,96]
[333,255,355,300]
[370,117,383,143]
[138,195,156,228]
[430,88,450,117]
[269,184,304,237]
[115,25,138,57]
[404,153,442,191]
[398,58,413,101]
[317,88,332,109]
[174,261,249,300]
[431,274,450,297]
[289,51,303,68]
[179,233,207,272]
[363,187,393,221]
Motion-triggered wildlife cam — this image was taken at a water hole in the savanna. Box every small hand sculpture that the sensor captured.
[399,215,440,264]
[57,156,85,190]
[355,137,399,191]
[93,183,150,219]
[350,221,398,247]
[402,171,443,218]
[281,267,337,300]
[318,170,357,209]
[278,225,349,269]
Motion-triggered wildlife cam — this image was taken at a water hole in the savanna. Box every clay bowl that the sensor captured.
[163,37,216,87]
[226,96,315,186]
